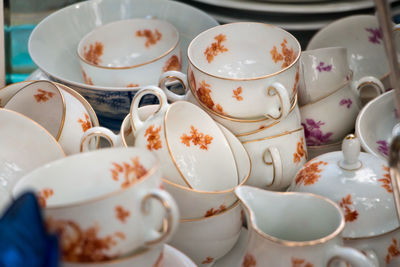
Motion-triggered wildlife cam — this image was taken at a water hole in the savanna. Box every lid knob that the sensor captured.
[339,134,362,170]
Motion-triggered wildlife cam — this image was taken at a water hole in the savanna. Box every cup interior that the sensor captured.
[78,18,179,68]
[188,23,299,79]
[12,148,157,207]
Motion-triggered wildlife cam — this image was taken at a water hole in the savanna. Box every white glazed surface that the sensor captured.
[235,186,375,267]
[0,109,65,192]
[242,127,307,190]
[185,22,300,119]
[12,147,179,258]
[356,90,395,160]
[307,15,400,87]
[300,80,361,146]
[299,47,350,105]
[3,81,98,155]
[131,87,238,191]
[77,19,181,87]
[213,227,248,267]
[168,201,243,266]
[28,0,218,120]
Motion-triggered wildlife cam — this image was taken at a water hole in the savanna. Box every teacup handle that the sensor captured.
[265,82,291,120]
[158,70,189,102]
[141,188,179,247]
[263,147,283,188]
[353,76,385,100]
[327,246,377,267]
[130,86,168,137]
[80,126,121,152]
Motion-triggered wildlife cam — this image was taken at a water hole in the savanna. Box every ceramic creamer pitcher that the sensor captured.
[235,186,377,267]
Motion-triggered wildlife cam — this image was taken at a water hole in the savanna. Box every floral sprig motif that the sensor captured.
[242,253,257,267]
[386,238,400,264]
[365,27,383,44]
[316,62,332,72]
[295,160,328,186]
[377,140,389,157]
[180,126,213,150]
[136,29,162,48]
[379,165,392,193]
[339,194,359,222]
[34,89,55,103]
[292,257,314,267]
[301,119,333,146]
[339,98,353,109]
[204,34,228,63]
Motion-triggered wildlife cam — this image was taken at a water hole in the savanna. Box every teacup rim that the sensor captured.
[180,200,241,222]
[187,76,298,123]
[5,80,67,141]
[343,225,400,240]
[241,126,304,144]
[0,108,66,157]
[302,46,347,56]
[237,186,345,247]
[76,18,180,70]
[12,147,160,210]
[187,22,301,81]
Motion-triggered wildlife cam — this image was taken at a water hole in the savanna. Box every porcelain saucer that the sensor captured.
[213,227,248,267]
[164,244,197,267]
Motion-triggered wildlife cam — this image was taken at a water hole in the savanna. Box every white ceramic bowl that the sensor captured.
[0,109,65,192]
[169,201,243,266]
[356,90,395,160]
[28,0,218,120]
[77,18,181,87]
[307,15,400,89]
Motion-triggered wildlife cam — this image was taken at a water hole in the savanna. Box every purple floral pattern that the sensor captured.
[395,108,399,119]
[316,62,332,72]
[339,98,353,108]
[302,119,333,146]
[365,27,383,44]
[377,140,389,157]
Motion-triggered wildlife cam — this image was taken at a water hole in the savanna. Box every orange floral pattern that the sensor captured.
[339,194,359,222]
[270,39,297,69]
[242,253,256,267]
[205,205,226,217]
[153,252,164,267]
[202,257,214,264]
[196,80,224,113]
[0,98,2,107]
[292,257,314,267]
[379,165,392,193]
[46,217,123,262]
[295,160,327,186]
[115,205,130,223]
[110,157,148,188]
[136,29,162,48]
[293,137,307,163]
[126,83,139,88]
[180,125,213,150]
[82,70,94,85]
[34,89,55,103]
[293,66,300,94]
[386,238,400,264]
[204,34,228,63]
[145,125,162,150]
[37,188,54,207]
[188,67,196,92]
[78,113,92,132]
[163,55,182,72]
[233,86,244,101]
[83,42,104,65]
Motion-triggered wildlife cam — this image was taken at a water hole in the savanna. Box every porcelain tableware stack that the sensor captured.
[12,147,180,266]
[157,22,308,191]
[2,80,100,155]
[298,45,384,159]
[28,0,219,127]
[288,134,400,266]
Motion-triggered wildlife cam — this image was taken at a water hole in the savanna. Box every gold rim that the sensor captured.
[35,152,160,210]
[299,70,353,108]
[180,200,240,222]
[77,19,180,70]
[188,77,298,123]
[0,108,66,157]
[238,188,345,247]
[187,22,301,81]
[79,131,114,152]
[343,225,400,241]
[5,80,66,141]
[236,94,298,137]
[241,127,303,144]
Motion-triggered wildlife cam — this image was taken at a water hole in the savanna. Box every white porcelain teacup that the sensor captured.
[129,86,239,191]
[77,18,181,88]
[241,127,307,190]
[4,80,98,155]
[158,22,301,120]
[12,147,179,261]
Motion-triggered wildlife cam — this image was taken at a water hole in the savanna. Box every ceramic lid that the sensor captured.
[288,134,398,238]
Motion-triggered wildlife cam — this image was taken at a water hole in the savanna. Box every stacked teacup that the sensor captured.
[159,22,306,191]
[298,47,385,159]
